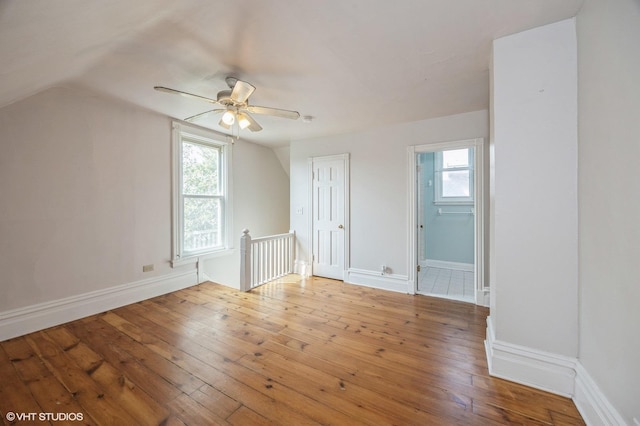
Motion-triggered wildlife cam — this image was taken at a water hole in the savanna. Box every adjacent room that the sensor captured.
[1,0,638,424]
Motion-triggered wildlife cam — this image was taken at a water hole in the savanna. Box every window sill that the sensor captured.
[433,201,475,206]
[171,248,235,268]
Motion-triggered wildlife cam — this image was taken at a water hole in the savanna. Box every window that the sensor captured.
[434,148,474,204]
[172,122,232,265]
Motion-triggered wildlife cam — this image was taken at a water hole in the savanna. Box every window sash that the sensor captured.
[435,148,474,204]
[182,139,222,196]
[182,194,224,255]
[441,170,471,198]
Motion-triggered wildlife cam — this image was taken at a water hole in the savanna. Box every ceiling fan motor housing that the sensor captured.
[217,89,237,107]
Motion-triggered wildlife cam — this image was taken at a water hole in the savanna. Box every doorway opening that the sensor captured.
[407,139,486,305]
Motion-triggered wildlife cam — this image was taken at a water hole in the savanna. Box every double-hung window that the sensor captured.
[172,122,232,265]
[434,148,474,204]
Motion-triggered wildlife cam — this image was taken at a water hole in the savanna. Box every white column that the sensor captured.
[487,18,579,396]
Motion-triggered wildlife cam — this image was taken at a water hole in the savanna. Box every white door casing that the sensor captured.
[417,159,426,266]
[407,139,487,306]
[309,154,349,280]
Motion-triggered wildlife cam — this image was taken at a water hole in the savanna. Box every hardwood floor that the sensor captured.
[0,276,584,425]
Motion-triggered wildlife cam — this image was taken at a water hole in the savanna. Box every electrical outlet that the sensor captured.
[142,264,154,273]
[296,207,304,215]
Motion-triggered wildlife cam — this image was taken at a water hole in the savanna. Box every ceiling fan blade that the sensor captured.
[154,86,219,104]
[184,109,225,122]
[230,80,256,104]
[242,112,263,132]
[246,105,300,120]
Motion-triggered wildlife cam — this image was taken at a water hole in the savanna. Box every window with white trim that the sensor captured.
[434,148,474,204]
[172,122,232,265]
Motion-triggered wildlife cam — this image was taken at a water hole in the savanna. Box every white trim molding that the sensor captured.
[475,288,490,307]
[294,259,311,277]
[573,361,628,426]
[0,270,197,342]
[484,316,577,398]
[172,249,236,268]
[424,259,474,272]
[485,317,630,424]
[346,268,408,293]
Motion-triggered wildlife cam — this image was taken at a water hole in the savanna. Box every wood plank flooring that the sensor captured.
[0,276,584,425]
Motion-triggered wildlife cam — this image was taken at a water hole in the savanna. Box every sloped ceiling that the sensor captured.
[0,0,583,146]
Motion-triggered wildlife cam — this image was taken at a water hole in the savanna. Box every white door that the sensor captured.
[311,154,348,280]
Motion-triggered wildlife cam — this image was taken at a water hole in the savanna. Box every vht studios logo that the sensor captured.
[5,411,84,422]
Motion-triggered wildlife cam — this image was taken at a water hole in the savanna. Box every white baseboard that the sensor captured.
[0,270,198,342]
[294,259,311,277]
[475,289,490,307]
[200,272,213,284]
[573,361,627,426]
[484,316,576,398]
[485,317,630,425]
[346,268,408,293]
[424,259,474,272]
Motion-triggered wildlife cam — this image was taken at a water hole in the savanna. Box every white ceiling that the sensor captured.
[0,0,583,147]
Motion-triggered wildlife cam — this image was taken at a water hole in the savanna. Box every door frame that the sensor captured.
[307,153,350,280]
[407,139,487,305]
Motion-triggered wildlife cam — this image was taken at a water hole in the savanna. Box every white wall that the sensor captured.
[290,110,488,290]
[577,0,640,423]
[201,139,290,288]
[0,86,177,312]
[489,18,579,390]
[273,146,291,177]
[0,85,289,337]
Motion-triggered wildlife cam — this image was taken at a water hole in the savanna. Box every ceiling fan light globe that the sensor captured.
[222,110,235,125]
[237,113,251,129]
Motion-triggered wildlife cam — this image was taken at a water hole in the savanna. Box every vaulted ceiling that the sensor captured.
[0,0,583,146]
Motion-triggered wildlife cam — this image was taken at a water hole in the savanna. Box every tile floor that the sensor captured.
[417,266,475,303]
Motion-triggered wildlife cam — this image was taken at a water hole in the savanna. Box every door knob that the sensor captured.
[338,224,344,229]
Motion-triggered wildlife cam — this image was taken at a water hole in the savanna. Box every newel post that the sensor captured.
[240,229,252,291]
[289,229,296,274]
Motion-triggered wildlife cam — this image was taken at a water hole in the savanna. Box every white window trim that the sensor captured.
[434,149,475,205]
[171,121,233,267]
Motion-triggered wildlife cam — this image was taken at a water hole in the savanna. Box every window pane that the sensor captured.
[442,170,470,197]
[442,148,469,168]
[183,197,221,252]
[183,142,219,195]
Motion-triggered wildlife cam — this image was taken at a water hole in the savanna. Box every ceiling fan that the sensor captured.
[154,77,300,133]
